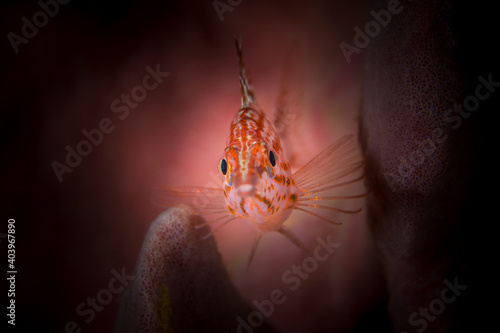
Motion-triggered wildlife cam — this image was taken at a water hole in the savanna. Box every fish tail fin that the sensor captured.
[234,37,256,108]
[291,135,368,225]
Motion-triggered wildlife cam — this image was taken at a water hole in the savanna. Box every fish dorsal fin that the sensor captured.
[273,40,306,166]
[234,38,256,108]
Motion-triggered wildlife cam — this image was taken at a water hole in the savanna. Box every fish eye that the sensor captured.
[268,150,276,167]
[220,158,228,175]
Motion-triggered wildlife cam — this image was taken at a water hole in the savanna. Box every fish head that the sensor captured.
[218,136,294,226]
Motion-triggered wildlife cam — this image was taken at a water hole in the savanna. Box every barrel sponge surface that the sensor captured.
[360,0,479,331]
[115,207,276,333]
[360,0,473,254]
[362,0,467,197]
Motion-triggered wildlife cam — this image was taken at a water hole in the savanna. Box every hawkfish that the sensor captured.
[155,39,367,266]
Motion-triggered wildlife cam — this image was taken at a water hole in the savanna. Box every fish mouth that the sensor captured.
[236,184,257,197]
[233,172,260,198]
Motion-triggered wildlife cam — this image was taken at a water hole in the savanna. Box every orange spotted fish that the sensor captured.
[155,39,366,266]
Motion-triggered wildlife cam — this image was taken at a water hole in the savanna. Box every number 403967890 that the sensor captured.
[7,219,15,268]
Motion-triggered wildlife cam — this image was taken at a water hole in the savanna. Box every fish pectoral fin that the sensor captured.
[153,185,240,239]
[246,232,263,270]
[290,135,368,223]
[152,185,227,215]
[278,226,312,257]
